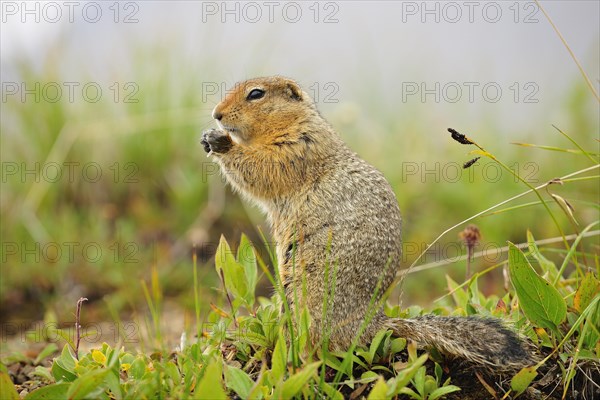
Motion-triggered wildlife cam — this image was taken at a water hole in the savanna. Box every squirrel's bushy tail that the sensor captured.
[387,315,533,372]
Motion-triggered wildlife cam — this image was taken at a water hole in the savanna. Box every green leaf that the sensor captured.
[446,275,468,309]
[508,243,567,330]
[236,330,269,347]
[578,287,600,349]
[25,383,70,400]
[434,363,443,384]
[271,330,287,383]
[429,385,461,400]
[66,368,109,400]
[58,345,76,371]
[51,345,77,382]
[321,381,344,400]
[31,366,54,382]
[103,370,123,400]
[360,371,380,382]
[390,337,406,355]
[351,354,367,371]
[324,352,355,380]
[412,366,426,396]
[224,365,256,399]
[195,362,227,400]
[510,366,538,396]
[34,343,59,365]
[398,387,421,399]
[129,357,146,380]
[215,235,232,274]
[387,354,428,396]
[424,376,438,396]
[526,231,557,280]
[280,361,321,398]
[91,349,106,365]
[0,372,19,400]
[215,235,248,301]
[246,366,266,400]
[104,345,120,370]
[51,361,77,383]
[238,234,258,305]
[574,273,600,313]
[164,361,181,386]
[466,275,481,315]
[368,329,390,364]
[367,377,389,400]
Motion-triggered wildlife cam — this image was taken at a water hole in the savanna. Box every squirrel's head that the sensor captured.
[212,76,317,145]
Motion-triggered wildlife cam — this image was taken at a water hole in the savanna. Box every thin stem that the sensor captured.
[193,246,201,343]
[75,297,88,360]
[465,247,472,280]
[551,124,599,164]
[219,269,238,328]
[562,176,600,183]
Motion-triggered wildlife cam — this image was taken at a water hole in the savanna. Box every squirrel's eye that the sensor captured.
[247,89,265,101]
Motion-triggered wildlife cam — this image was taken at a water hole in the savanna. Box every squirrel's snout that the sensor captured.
[211,104,223,121]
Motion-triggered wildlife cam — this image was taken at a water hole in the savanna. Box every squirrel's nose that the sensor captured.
[213,110,223,121]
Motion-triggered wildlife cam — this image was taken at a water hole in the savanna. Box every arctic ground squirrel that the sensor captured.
[201,76,532,371]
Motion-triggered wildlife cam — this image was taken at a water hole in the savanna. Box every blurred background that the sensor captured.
[2,1,598,351]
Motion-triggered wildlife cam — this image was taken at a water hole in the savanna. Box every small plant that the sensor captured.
[397,362,461,400]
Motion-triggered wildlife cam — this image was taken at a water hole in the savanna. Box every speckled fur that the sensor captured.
[201,76,532,371]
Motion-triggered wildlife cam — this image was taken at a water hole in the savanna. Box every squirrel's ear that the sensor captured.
[286,82,303,101]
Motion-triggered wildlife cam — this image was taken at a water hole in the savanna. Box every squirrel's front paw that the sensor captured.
[201,129,233,154]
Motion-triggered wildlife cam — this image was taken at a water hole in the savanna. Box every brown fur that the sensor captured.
[201,76,533,371]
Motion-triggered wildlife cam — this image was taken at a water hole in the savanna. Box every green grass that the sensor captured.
[2,226,598,399]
